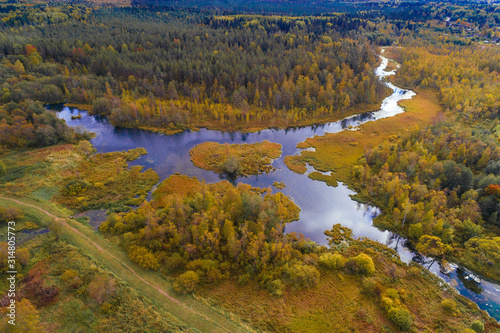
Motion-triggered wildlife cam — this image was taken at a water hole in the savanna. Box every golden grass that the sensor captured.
[0,144,81,197]
[189,140,281,176]
[65,103,93,111]
[153,174,202,200]
[283,155,307,174]
[291,89,443,183]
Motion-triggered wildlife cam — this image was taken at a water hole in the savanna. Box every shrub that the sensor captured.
[237,273,251,285]
[345,253,375,275]
[318,252,346,270]
[128,246,160,270]
[267,279,285,297]
[60,269,81,289]
[470,320,484,333]
[63,179,90,196]
[185,259,224,284]
[463,329,477,333]
[0,207,23,223]
[219,154,242,175]
[388,308,413,331]
[0,160,6,176]
[17,248,30,266]
[361,277,377,295]
[173,270,200,294]
[286,263,320,289]
[88,276,116,305]
[165,253,186,273]
[441,299,457,313]
[380,296,394,312]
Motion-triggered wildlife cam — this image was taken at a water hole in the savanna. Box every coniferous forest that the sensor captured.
[1,0,500,332]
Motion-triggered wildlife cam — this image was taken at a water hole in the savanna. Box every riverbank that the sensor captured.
[288,88,443,183]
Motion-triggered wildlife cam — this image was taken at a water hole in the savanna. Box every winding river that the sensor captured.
[53,53,500,321]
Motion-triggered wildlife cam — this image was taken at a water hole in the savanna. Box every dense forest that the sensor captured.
[0,4,394,136]
[1,0,500,331]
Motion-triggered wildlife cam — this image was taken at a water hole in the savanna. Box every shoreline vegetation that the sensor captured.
[0,143,158,213]
[287,42,500,284]
[189,140,282,177]
[63,99,391,136]
[118,101,389,135]
[287,88,442,183]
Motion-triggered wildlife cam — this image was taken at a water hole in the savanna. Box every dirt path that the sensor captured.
[1,196,250,333]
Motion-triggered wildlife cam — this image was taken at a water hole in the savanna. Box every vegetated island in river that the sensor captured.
[189,140,281,176]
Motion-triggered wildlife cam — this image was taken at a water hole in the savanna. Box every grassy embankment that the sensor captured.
[0,196,254,333]
[189,140,281,176]
[0,139,253,331]
[0,208,189,332]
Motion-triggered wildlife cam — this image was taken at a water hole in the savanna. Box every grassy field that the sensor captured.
[0,195,254,333]
[283,155,307,174]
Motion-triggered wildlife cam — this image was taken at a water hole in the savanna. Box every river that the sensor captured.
[53,53,500,321]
